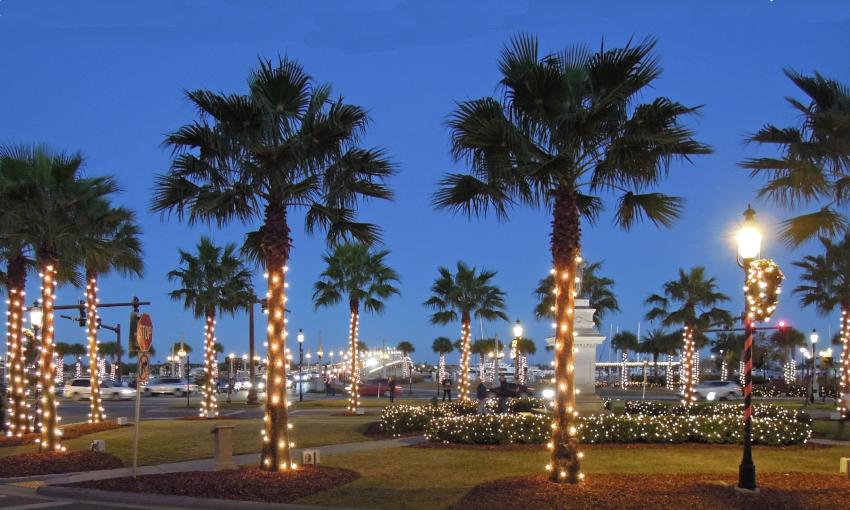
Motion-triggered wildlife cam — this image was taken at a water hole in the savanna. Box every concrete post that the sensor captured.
[210,425,236,470]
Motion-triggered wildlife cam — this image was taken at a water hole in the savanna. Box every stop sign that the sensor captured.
[136,313,153,352]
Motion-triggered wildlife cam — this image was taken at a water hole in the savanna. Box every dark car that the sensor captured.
[358,378,404,397]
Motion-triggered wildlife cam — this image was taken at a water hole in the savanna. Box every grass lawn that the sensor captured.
[0,414,374,467]
[813,419,850,440]
[299,443,850,510]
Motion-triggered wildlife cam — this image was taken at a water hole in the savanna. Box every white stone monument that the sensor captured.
[547,298,606,411]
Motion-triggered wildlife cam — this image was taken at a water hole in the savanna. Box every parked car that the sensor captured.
[694,380,742,401]
[143,377,198,396]
[63,378,137,401]
[358,378,403,397]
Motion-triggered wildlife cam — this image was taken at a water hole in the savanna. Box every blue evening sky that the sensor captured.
[1,1,849,365]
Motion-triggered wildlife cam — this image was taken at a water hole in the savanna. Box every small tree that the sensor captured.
[168,237,254,418]
[432,337,454,389]
[397,341,415,392]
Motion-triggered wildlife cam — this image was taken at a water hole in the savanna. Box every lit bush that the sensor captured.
[425,414,550,444]
[623,400,668,416]
[379,401,477,436]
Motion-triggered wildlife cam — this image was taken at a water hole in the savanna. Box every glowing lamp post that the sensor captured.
[178,347,189,407]
[297,329,305,402]
[736,206,762,492]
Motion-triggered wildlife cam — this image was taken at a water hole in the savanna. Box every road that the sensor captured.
[0,484,154,510]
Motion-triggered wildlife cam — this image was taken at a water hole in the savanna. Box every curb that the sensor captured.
[37,485,368,510]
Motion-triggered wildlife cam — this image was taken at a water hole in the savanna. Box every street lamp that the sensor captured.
[297,329,305,402]
[809,329,819,403]
[177,347,189,407]
[735,206,762,492]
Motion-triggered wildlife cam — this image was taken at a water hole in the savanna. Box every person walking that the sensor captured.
[476,379,488,415]
[388,376,396,403]
[441,377,452,402]
[498,375,509,413]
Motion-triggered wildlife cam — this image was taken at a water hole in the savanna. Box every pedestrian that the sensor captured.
[331,373,337,396]
[226,376,234,403]
[498,375,509,413]
[476,379,488,415]
[442,377,452,402]
[388,376,396,403]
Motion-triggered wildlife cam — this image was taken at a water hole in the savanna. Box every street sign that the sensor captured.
[136,313,152,352]
[137,352,151,383]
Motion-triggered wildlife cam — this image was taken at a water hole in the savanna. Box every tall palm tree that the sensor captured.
[313,242,400,412]
[611,330,639,360]
[433,36,710,483]
[2,145,115,450]
[638,329,678,382]
[769,327,805,365]
[168,237,254,419]
[470,338,490,381]
[712,332,745,372]
[432,336,454,386]
[397,341,415,392]
[645,267,733,408]
[741,71,850,246]
[534,261,618,328]
[424,262,508,399]
[152,57,394,472]
[793,235,850,416]
[76,198,144,423]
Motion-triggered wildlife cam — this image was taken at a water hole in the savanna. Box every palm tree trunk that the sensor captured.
[458,311,472,401]
[85,270,105,423]
[839,305,850,419]
[548,186,582,484]
[347,300,361,412]
[653,353,659,383]
[680,323,696,407]
[200,308,218,419]
[37,254,61,451]
[5,253,29,436]
[259,203,292,471]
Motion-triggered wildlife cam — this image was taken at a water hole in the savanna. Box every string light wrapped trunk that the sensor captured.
[458,315,472,401]
[839,308,850,419]
[665,354,674,390]
[85,272,105,423]
[693,350,701,385]
[546,185,583,484]
[680,325,696,408]
[620,352,628,388]
[199,310,218,418]
[4,257,29,436]
[259,204,293,472]
[36,259,63,452]
[721,359,728,381]
[347,300,361,412]
[55,356,64,385]
[438,354,446,386]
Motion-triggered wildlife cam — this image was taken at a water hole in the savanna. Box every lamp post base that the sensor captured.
[738,462,757,492]
[246,389,259,406]
[734,486,760,495]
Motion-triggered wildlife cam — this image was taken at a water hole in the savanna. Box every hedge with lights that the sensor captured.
[424,403,811,446]
[380,398,547,436]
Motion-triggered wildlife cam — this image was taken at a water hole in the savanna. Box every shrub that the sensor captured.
[484,396,549,414]
[424,403,812,446]
[425,414,550,444]
[623,400,668,416]
[379,400,477,436]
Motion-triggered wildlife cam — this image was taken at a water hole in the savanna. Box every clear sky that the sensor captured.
[1,1,849,365]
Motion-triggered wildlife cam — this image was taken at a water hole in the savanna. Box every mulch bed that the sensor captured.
[0,451,123,478]
[414,442,831,451]
[0,422,125,447]
[452,473,850,510]
[65,466,359,503]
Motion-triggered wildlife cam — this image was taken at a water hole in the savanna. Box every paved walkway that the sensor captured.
[1,435,425,486]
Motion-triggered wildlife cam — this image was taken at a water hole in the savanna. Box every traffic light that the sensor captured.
[77,300,87,327]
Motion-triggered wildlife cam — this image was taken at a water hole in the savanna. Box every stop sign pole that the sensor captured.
[132,313,153,477]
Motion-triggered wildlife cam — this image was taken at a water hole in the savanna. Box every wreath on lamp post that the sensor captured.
[745,259,784,322]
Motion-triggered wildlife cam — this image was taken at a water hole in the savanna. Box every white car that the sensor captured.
[694,380,742,401]
[64,378,137,401]
[143,377,199,396]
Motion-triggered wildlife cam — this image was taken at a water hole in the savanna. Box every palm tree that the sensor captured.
[769,327,805,365]
[741,71,850,246]
[424,262,508,399]
[76,198,144,423]
[638,329,678,382]
[534,261,618,328]
[433,36,710,483]
[470,338,490,381]
[168,237,254,418]
[152,57,394,472]
[611,330,639,361]
[432,337,454,387]
[645,267,733,408]
[712,332,745,372]
[793,235,850,416]
[313,242,400,412]
[514,337,536,383]
[69,343,87,376]
[1,145,116,450]
[397,341,415,392]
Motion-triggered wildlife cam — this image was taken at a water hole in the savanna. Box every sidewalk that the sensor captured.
[1,435,425,486]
